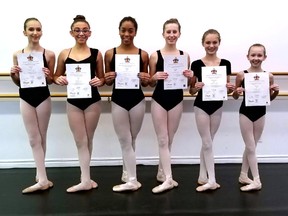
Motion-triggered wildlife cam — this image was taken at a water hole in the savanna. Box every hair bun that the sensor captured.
[74,15,86,21]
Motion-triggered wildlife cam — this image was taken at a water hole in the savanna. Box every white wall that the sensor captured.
[1,0,288,73]
[1,0,288,168]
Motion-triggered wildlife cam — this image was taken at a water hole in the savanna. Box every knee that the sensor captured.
[29,136,42,148]
[245,145,256,155]
[75,137,88,148]
[201,140,212,152]
[119,137,132,151]
[158,136,168,149]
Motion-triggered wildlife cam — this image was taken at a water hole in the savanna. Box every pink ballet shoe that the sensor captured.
[156,169,178,187]
[197,179,208,185]
[22,181,53,194]
[240,181,262,192]
[152,179,176,194]
[67,181,96,193]
[121,171,128,183]
[113,181,141,192]
[196,182,220,192]
[239,176,253,185]
[156,168,165,182]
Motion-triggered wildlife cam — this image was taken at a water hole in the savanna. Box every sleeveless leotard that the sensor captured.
[152,50,184,111]
[19,49,50,108]
[110,48,145,111]
[191,59,232,115]
[66,48,101,110]
[239,70,266,122]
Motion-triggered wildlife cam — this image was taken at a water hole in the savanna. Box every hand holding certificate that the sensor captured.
[163,55,188,90]
[115,54,140,89]
[17,52,46,88]
[244,72,270,106]
[66,63,92,99]
[202,66,227,101]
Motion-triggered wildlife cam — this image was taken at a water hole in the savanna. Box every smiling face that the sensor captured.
[119,20,137,45]
[23,19,42,43]
[70,21,91,43]
[247,45,267,68]
[202,33,220,55]
[162,23,180,45]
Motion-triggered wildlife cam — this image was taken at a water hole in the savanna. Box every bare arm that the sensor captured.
[138,50,150,87]
[44,49,56,85]
[53,50,68,85]
[226,75,235,94]
[148,52,158,87]
[90,51,105,87]
[232,71,244,100]
[269,73,279,101]
[10,51,21,87]
[104,49,116,86]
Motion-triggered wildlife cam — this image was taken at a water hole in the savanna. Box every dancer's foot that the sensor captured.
[152,179,176,194]
[238,174,253,185]
[67,181,96,193]
[91,180,98,189]
[121,171,128,183]
[196,182,220,192]
[156,169,178,187]
[113,181,141,192]
[22,181,53,194]
[240,181,262,192]
[156,168,165,182]
[197,178,208,185]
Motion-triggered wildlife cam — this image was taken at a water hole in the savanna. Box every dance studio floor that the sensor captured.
[0,163,288,216]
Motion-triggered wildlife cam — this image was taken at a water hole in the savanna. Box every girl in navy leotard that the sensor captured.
[149,18,193,194]
[233,43,279,191]
[104,16,150,192]
[54,15,105,193]
[189,29,235,192]
[10,17,55,194]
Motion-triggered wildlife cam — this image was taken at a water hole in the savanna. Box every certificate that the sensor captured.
[244,72,270,106]
[163,55,188,90]
[17,52,46,88]
[202,66,227,101]
[115,54,140,89]
[66,63,91,99]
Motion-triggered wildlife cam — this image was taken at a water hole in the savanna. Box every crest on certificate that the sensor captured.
[211,68,217,74]
[254,74,260,80]
[124,56,130,63]
[75,65,82,72]
[27,54,34,61]
[173,57,179,64]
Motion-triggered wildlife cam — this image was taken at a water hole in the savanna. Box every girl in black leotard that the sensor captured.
[149,18,193,194]
[104,16,150,192]
[233,43,279,191]
[189,29,235,192]
[10,17,55,194]
[54,15,105,193]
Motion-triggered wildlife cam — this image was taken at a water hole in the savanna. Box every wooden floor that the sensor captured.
[1,163,288,216]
